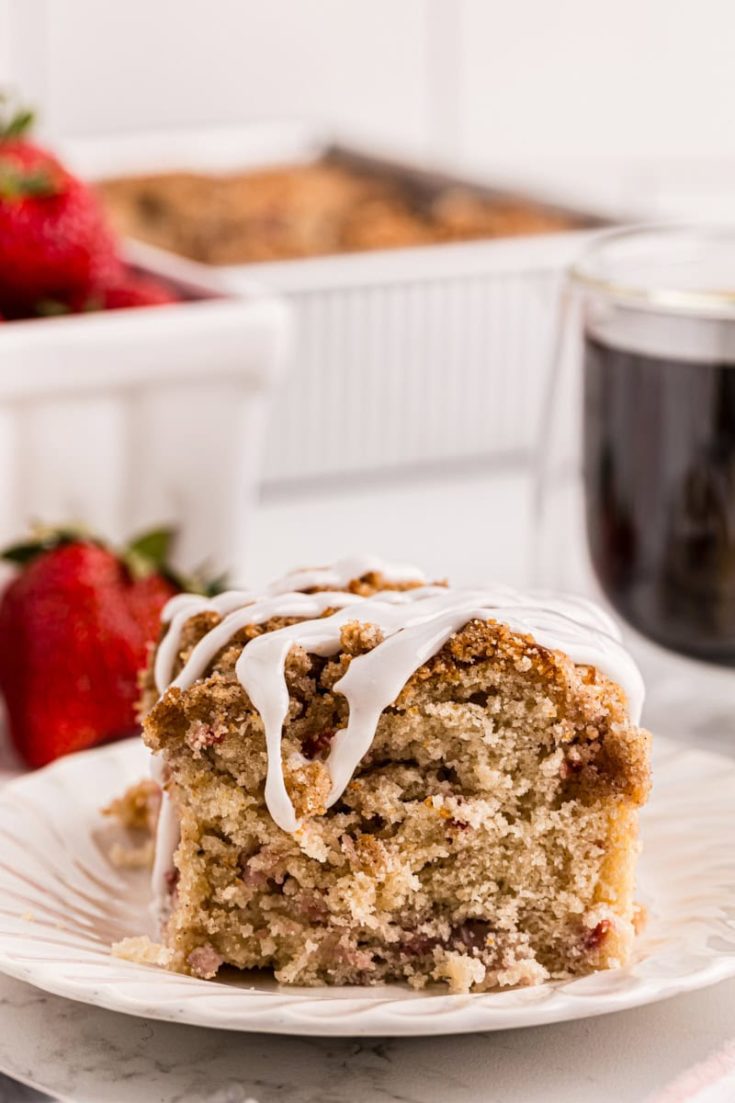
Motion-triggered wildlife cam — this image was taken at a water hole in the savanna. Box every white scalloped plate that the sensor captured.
[0,736,733,1037]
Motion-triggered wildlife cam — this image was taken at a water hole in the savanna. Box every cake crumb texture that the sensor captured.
[112,935,173,968]
[143,601,650,993]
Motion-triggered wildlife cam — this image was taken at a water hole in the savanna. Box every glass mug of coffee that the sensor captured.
[537,225,735,680]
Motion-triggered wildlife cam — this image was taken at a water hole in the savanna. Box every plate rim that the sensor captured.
[0,734,733,1037]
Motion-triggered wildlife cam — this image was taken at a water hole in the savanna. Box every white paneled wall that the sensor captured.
[1,0,435,151]
[0,3,9,83]
[461,0,735,160]
[1,0,735,166]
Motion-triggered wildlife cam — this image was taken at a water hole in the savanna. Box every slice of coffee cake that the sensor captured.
[141,556,649,993]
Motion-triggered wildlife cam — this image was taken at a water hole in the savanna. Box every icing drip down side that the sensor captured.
[234,588,644,831]
[153,554,427,696]
[148,556,428,914]
[150,556,644,853]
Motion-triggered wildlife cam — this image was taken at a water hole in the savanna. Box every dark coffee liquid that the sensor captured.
[584,334,735,665]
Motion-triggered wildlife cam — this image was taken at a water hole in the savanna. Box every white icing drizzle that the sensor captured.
[150,776,180,919]
[148,752,179,925]
[236,589,442,832]
[149,557,428,910]
[171,591,361,694]
[153,556,426,697]
[236,587,644,831]
[154,590,258,694]
[149,557,644,908]
[268,554,427,596]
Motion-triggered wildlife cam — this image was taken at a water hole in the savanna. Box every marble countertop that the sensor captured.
[0,467,733,1103]
[0,970,733,1103]
[0,1074,50,1103]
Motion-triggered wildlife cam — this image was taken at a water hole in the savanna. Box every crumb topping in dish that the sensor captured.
[97,164,579,266]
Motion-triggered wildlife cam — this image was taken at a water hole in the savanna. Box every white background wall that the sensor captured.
[1,0,734,166]
[0,1,733,587]
[1,0,436,148]
[1,0,735,218]
[0,3,728,593]
[461,0,735,160]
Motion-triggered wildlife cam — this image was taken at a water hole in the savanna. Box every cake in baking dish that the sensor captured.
[138,556,649,993]
[96,163,576,266]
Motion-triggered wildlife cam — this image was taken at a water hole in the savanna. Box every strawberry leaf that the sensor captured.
[1,526,88,565]
[124,527,176,581]
[159,560,229,598]
[124,528,229,596]
[0,539,49,566]
[3,109,35,140]
[0,164,58,200]
[127,527,174,568]
[200,571,229,597]
[2,522,228,596]
[0,97,36,142]
[35,298,71,317]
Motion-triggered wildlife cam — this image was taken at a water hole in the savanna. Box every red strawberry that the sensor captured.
[25,271,179,319]
[102,272,179,310]
[0,104,122,317]
[0,527,181,768]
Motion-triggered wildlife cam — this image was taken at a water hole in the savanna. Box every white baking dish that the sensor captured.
[0,255,290,573]
[63,123,610,487]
